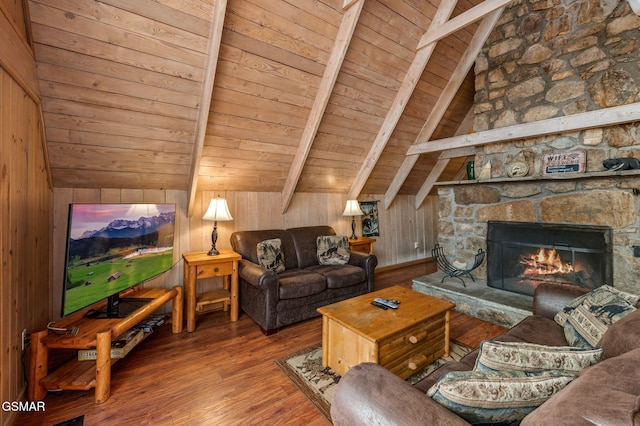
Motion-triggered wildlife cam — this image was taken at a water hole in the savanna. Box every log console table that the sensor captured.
[28,285,182,403]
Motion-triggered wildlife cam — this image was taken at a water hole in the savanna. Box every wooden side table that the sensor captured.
[348,236,376,254]
[182,249,241,332]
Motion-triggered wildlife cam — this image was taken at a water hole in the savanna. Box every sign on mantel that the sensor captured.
[542,150,586,175]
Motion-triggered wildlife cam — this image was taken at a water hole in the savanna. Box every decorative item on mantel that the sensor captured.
[343,199,364,239]
[507,161,529,178]
[202,196,233,256]
[542,150,586,176]
[603,157,640,171]
[466,160,475,180]
[432,244,485,287]
[477,162,492,180]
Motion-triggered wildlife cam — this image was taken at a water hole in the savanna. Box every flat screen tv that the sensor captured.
[62,203,176,318]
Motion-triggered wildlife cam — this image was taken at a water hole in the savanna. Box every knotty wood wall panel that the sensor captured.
[1,31,52,426]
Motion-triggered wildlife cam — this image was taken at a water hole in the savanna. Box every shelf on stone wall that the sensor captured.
[436,169,640,186]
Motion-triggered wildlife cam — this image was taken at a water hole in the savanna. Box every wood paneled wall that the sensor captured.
[52,189,438,319]
[1,1,52,424]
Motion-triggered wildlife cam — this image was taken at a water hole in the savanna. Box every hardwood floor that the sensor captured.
[17,262,506,426]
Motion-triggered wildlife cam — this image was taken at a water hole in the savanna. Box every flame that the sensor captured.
[520,248,574,275]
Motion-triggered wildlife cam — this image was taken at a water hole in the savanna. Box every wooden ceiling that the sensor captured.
[28,0,510,212]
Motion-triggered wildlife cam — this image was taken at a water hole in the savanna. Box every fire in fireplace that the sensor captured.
[486,221,613,297]
[520,248,574,277]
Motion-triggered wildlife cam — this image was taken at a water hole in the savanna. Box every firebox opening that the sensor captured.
[487,221,613,297]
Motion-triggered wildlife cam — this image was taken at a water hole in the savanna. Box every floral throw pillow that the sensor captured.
[257,238,285,273]
[473,340,602,373]
[316,235,350,265]
[428,369,576,425]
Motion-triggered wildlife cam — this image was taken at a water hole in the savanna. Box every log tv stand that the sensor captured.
[28,285,183,403]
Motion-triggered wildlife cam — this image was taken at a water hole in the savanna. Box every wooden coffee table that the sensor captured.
[317,286,455,378]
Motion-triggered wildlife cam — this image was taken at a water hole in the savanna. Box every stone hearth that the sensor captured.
[412,273,532,328]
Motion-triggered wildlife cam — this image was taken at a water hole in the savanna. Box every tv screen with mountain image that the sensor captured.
[63,203,176,318]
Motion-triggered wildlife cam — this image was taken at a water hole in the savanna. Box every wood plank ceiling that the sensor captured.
[28,0,498,213]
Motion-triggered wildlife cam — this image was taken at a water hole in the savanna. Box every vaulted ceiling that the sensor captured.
[28,0,510,213]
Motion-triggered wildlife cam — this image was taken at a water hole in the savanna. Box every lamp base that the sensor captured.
[350,216,357,240]
[208,224,220,256]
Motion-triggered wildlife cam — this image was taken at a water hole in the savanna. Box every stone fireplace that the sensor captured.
[433,0,640,296]
[486,221,613,296]
[413,0,640,325]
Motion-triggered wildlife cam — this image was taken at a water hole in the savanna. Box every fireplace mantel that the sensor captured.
[436,168,640,187]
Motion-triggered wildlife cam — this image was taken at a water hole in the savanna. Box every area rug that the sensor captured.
[275,342,472,420]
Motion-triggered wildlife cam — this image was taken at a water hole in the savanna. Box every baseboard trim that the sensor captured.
[375,257,434,274]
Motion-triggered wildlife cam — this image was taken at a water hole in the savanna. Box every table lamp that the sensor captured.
[203,196,233,255]
[342,199,364,240]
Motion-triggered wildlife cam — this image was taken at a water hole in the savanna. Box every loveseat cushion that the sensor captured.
[288,225,336,268]
[428,369,576,425]
[306,264,365,289]
[498,315,569,347]
[277,269,326,299]
[521,348,640,425]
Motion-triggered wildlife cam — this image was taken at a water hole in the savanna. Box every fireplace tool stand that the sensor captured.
[432,244,485,287]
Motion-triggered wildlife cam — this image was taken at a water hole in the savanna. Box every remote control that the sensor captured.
[371,301,388,310]
[374,297,400,309]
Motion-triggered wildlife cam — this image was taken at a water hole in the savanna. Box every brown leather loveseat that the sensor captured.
[230,225,377,334]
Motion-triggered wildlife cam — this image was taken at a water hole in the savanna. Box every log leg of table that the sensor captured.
[28,329,49,401]
[321,316,329,368]
[95,330,112,403]
[230,260,239,321]
[171,285,183,333]
[444,310,451,357]
[185,264,197,332]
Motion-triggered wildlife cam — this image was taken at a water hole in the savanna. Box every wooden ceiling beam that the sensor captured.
[414,108,475,209]
[343,0,360,9]
[281,0,364,214]
[408,102,640,155]
[186,0,227,217]
[417,0,514,49]
[385,7,504,209]
[346,0,458,200]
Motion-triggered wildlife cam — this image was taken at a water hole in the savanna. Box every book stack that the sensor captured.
[132,313,167,333]
[77,328,144,361]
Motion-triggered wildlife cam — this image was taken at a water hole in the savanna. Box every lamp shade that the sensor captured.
[203,197,233,222]
[629,0,640,14]
[342,199,364,216]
